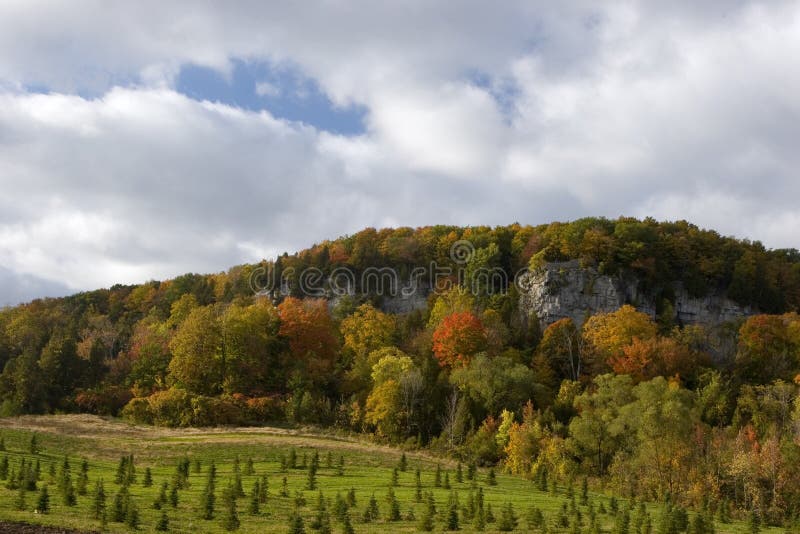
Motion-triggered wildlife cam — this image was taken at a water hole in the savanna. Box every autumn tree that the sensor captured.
[432,312,487,368]
[537,318,584,381]
[168,306,223,395]
[364,350,422,439]
[608,335,706,384]
[427,288,475,330]
[340,304,396,395]
[735,314,800,384]
[278,298,339,391]
[582,305,658,371]
[124,317,172,395]
[219,299,282,395]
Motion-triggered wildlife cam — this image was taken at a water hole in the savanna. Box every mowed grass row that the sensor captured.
[0,419,782,533]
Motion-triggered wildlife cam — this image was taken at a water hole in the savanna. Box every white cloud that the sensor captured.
[255,81,281,98]
[0,1,799,303]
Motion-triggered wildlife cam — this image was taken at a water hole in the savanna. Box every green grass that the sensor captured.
[0,415,784,533]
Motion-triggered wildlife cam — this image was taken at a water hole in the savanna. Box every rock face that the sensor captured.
[517,260,753,328]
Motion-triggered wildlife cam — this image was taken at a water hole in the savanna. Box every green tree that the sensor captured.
[91,480,106,520]
[36,484,50,513]
[168,306,223,395]
[221,483,240,531]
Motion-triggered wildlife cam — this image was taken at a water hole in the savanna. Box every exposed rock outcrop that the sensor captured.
[517,260,753,328]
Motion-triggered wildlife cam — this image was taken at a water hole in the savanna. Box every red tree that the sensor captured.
[277,298,339,387]
[432,311,487,368]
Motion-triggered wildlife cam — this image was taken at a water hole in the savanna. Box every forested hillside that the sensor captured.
[2,217,800,527]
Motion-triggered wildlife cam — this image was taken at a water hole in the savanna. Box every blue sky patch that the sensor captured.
[176,59,367,135]
[464,69,519,122]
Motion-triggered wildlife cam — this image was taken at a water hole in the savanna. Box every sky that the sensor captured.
[1,1,800,306]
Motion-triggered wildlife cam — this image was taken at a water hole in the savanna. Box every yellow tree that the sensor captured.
[168,305,222,395]
[340,304,396,395]
[427,287,475,329]
[364,351,418,439]
[582,305,657,371]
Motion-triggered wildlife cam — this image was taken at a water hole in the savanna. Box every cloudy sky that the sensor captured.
[1,1,799,305]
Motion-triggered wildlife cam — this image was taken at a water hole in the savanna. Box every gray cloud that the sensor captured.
[0,2,799,304]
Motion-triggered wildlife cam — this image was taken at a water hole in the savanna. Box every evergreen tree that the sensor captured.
[36,484,50,513]
[0,455,8,480]
[125,454,136,485]
[467,461,476,481]
[340,510,354,534]
[326,451,333,469]
[363,493,379,522]
[0,436,4,451]
[391,467,399,486]
[581,477,589,505]
[497,502,518,532]
[222,483,240,531]
[245,457,255,475]
[336,455,345,476]
[444,471,451,489]
[14,484,26,511]
[333,492,348,522]
[289,509,306,534]
[399,453,408,472]
[527,506,545,530]
[456,462,463,483]
[114,456,127,485]
[418,491,436,531]
[346,487,357,507]
[125,499,140,530]
[169,484,179,508]
[200,467,216,520]
[473,506,486,531]
[446,491,460,531]
[249,480,260,515]
[387,487,401,521]
[29,433,39,454]
[143,467,153,487]
[156,510,170,531]
[280,476,289,497]
[62,474,77,506]
[486,503,495,524]
[76,459,89,495]
[487,468,497,486]
[154,481,167,509]
[112,486,129,522]
[306,457,318,490]
[415,468,423,502]
[259,474,269,503]
[318,509,333,534]
[91,480,106,520]
[434,464,442,487]
[289,449,297,469]
[5,468,17,490]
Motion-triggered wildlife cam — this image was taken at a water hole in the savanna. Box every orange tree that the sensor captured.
[432,311,487,368]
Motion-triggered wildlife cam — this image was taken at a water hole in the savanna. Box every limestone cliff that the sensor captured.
[517,260,753,328]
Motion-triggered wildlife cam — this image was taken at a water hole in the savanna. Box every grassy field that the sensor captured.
[0,415,782,533]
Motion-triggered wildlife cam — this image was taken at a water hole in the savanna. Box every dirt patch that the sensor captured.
[0,414,455,466]
[0,522,95,534]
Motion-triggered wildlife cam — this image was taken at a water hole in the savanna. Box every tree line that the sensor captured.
[1,218,800,527]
